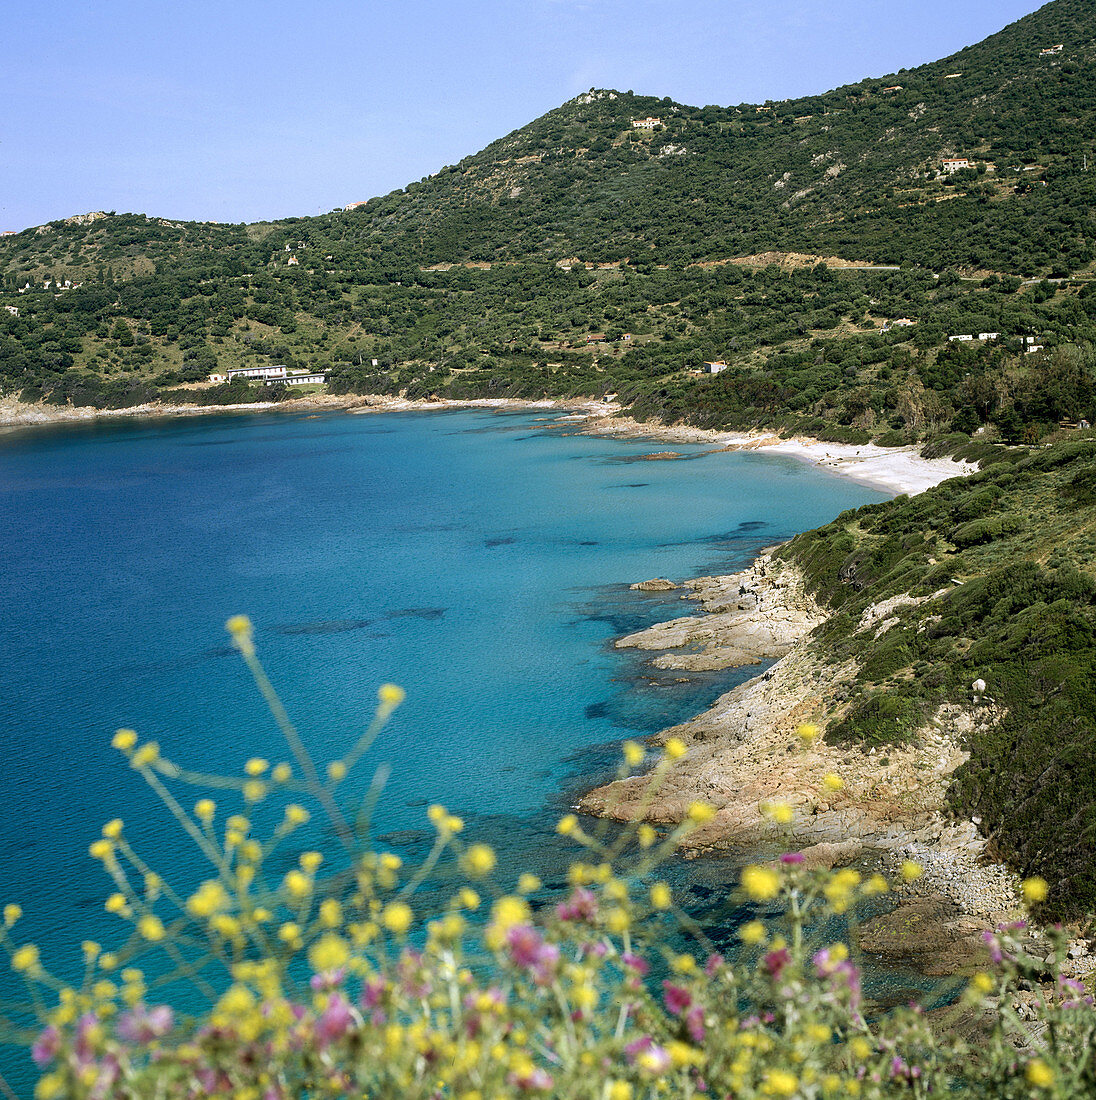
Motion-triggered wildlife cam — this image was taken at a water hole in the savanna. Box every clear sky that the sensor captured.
[2,0,1047,232]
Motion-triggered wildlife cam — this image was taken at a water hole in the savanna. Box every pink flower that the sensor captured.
[662,981,692,1015]
[118,1003,174,1044]
[316,994,354,1048]
[622,952,650,976]
[780,852,805,864]
[360,977,387,1010]
[763,948,790,979]
[556,886,598,922]
[686,1005,706,1043]
[507,924,559,984]
[508,1066,554,1091]
[31,1025,60,1067]
[704,953,724,977]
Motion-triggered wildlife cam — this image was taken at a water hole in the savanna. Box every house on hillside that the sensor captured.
[287,256,299,266]
[207,373,227,384]
[882,86,903,94]
[227,365,288,380]
[4,306,18,317]
[631,117,662,129]
[1040,44,1064,55]
[265,372,327,387]
[344,201,369,211]
[702,361,728,374]
[942,158,972,174]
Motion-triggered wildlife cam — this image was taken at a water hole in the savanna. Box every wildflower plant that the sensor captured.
[4,617,1096,1098]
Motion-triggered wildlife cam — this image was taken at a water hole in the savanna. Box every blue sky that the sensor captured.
[2,0,1046,231]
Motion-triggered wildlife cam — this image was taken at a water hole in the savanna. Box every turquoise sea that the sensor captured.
[0,406,889,1089]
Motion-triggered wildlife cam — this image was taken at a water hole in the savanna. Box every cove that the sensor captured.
[0,407,886,1087]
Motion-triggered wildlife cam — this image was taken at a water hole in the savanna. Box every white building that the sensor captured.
[265,373,327,386]
[942,158,972,174]
[227,365,288,380]
[702,361,728,374]
[631,117,662,130]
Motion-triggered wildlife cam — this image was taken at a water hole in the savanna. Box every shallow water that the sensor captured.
[0,407,889,1088]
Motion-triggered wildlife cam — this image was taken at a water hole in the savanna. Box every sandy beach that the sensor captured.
[0,394,975,498]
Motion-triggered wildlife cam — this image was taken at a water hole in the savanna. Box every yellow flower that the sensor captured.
[490,896,529,932]
[327,761,347,782]
[319,899,342,928]
[105,893,128,915]
[138,916,165,942]
[900,860,923,883]
[556,814,578,836]
[741,865,781,902]
[822,773,844,791]
[225,614,252,636]
[88,839,113,862]
[1025,1059,1054,1089]
[460,844,497,878]
[763,1069,798,1096]
[797,723,820,745]
[101,819,123,840]
[622,741,644,767]
[687,800,715,824]
[664,736,687,760]
[458,887,481,910]
[517,873,541,894]
[271,763,292,783]
[283,870,311,899]
[11,944,39,972]
[187,881,229,919]
[308,933,350,973]
[300,851,323,873]
[862,873,889,895]
[637,824,657,849]
[378,683,406,707]
[242,780,267,804]
[738,919,767,945]
[970,971,994,994]
[284,804,309,827]
[244,757,268,777]
[650,882,672,910]
[111,728,137,752]
[1022,876,1048,904]
[382,902,413,936]
[3,904,21,927]
[608,1083,633,1100]
[762,800,794,825]
[849,1036,872,1061]
[194,799,216,823]
[130,742,160,769]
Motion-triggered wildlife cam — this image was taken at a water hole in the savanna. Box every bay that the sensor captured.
[0,406,887,1088]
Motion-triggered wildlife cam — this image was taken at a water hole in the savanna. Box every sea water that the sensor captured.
[0,407,889,1088]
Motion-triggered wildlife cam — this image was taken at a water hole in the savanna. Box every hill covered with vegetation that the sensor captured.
[1,0,1096,447]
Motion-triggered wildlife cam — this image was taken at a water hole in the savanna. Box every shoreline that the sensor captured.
[579,551,1091,980]
[0,393,975,498]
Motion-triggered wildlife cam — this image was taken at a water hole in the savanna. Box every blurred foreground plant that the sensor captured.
[4,619,1095,1099]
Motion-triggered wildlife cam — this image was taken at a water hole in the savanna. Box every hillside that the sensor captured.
[2,0,1096,441]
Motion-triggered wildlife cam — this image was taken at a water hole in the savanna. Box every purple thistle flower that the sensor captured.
[117,1002,174,1044]
[763,947,791,979]
[662,980,692,1015]
[686,1005,706,1043]
[316,994,354,1048]
[780,852,805,864]
[31,1025,60,1068]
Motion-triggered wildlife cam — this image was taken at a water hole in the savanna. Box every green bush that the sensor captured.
[826,692,922,747]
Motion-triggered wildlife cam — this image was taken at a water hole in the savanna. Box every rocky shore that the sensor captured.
[580,549,1057,978]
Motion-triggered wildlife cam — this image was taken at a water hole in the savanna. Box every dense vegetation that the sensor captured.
[2,0,1096,446]
[780,437,1096,916]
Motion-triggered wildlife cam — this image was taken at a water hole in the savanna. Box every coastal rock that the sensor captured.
[615,555,824,672]
[630,578,678,591]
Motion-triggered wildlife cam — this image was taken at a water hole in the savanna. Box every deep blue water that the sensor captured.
[0,407,890,1088]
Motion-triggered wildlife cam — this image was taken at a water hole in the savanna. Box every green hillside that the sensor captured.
[2,0,1096,440]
